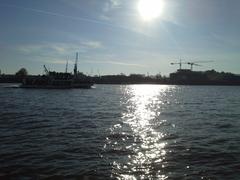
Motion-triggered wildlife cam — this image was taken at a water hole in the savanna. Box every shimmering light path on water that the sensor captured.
[106,85,170,179]
[0,84,240,179]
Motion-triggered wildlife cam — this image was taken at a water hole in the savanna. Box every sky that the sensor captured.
[0,0,240,75]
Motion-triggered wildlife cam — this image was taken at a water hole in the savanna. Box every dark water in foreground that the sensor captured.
[0,84,240,179]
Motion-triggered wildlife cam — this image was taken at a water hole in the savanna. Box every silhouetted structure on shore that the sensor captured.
[1,68,240,85]
[169,69,240,85]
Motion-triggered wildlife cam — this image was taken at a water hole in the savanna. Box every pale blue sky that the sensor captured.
[0,0,240,75]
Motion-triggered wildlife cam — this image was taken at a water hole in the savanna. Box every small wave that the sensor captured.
[162,134,179,141]
[107,133,133,140]
[215,123,234,129]
[104,148,134,156]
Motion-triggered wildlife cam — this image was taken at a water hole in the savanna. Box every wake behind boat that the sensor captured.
[20,53,94,89]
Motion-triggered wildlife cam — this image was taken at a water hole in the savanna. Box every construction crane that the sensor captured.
[187,61,213,71]
[187,62,202,71]
[170,59,187,70]
[43,65,49,75]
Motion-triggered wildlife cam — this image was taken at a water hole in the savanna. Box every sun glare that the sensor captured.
[138,0,165,21]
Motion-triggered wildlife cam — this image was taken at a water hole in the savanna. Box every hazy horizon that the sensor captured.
[1,0,240,75]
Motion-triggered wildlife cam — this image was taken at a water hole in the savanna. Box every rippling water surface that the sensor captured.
[0,84,240,179]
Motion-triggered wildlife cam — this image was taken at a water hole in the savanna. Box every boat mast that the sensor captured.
[65,58,69,73]
[74,52,78,77]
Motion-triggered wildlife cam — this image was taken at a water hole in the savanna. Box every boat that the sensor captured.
[20,53,94,89]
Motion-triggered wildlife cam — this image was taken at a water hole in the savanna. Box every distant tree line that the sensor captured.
[91,73,169,84]
[15,68,28,77]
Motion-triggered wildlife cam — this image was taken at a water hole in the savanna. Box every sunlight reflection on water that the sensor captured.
[107,85,174,180]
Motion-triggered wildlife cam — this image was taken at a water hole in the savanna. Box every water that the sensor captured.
[0,84,240,179]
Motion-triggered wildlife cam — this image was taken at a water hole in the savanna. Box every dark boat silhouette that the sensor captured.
[20,53,94,89]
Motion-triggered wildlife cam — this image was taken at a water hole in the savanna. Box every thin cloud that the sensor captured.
[17,41,103,55]
[0,3,109,26]
[0,3,152,38]
[110,0,121,7]
[83,60,146,68]
[43,59,73,65]
[82,41,103,49]
[1,3,129,33]
[16,41,105,67]
[103,0,121,13]
[101,0,121,21]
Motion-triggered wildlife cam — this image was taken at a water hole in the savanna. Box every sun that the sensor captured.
[138,0,165,21]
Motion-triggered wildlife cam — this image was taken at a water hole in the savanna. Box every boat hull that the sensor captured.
[20,83,94,89]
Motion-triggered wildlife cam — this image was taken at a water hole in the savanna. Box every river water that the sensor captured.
[0,84,240,179]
